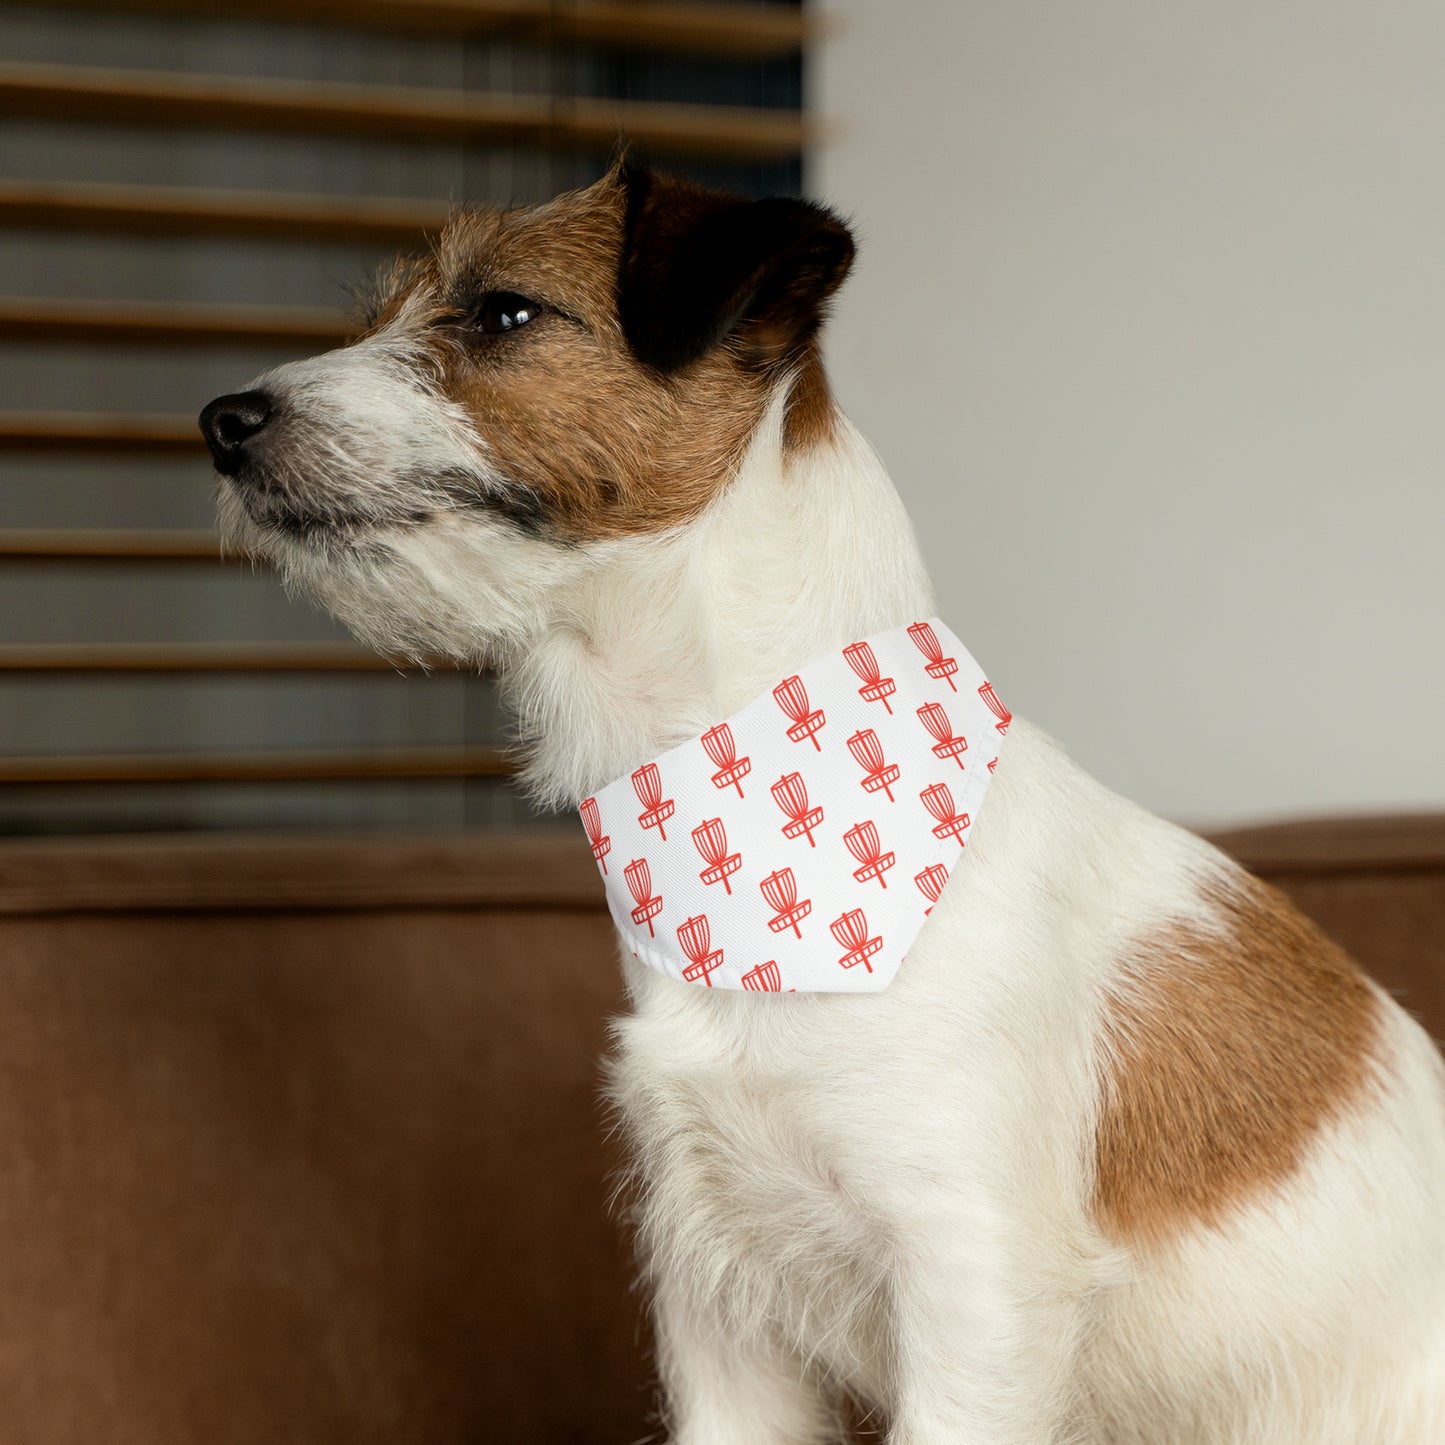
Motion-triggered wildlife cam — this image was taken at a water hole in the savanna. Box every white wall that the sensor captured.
[813,1,1445,827]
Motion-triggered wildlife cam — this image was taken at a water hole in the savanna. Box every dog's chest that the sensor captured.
[612,989,893,1387]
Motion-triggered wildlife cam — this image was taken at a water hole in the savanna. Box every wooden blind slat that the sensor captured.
[0,62,812,161]
[545,0,810,57]
[0,745,513,783]
[0,180,448,244]
[0,0,810,58]
[0,412,202,452]
[0,529,227,561]
[0,297,353,348]
[0,643,426,672]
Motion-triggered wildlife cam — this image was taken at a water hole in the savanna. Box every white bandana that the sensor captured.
[578,620,1007,993]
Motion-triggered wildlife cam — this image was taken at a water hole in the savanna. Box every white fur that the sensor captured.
[221,350,1445,1444]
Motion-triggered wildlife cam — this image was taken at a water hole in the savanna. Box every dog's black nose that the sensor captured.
[199,390,273,475]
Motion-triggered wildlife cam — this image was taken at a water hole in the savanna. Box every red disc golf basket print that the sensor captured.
[908,620,958,691]
[772,772,824,847]
[988,756,999,773]
[631,762,675,841]
[978,681,1011,734]
[844,820,895,888]
[773,674,825,750]
[920,782,971,844]
[741,960,783,992]
[760,867,811,938]
[692,817,742,894]
[579,796,610,874]
[847,728,901,802]
[843,640,896,714]
[832,909,883,973]
[677,914,723,987]
[915,862,950,915]
[624,857,663,938]
[700,722,751,798]
[917,702,968,770]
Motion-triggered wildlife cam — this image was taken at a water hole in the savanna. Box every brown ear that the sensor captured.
[617,162,855,374]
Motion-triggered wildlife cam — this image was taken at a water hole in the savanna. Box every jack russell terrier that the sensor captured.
[200,162,1445,1444]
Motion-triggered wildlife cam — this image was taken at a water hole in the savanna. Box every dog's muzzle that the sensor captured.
[199,390,274,476]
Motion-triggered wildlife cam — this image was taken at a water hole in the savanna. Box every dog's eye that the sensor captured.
[472,291,543,334]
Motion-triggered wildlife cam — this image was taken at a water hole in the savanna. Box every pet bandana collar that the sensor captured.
[578,620,1007,993]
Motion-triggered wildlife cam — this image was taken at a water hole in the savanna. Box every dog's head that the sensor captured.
[200,163,854,661]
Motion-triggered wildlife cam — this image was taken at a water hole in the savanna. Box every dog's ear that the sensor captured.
[617,162,855,374]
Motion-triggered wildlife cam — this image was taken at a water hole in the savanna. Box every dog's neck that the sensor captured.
[502,391,935,810]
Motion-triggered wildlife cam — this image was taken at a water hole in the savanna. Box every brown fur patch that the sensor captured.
[1093,873,1382,1246]
[372,180,745,541]
[435,185,769,540]
[782,343,840,455]
[363,172,844,542]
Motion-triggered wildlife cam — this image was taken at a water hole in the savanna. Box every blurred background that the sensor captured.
[2,0,1442,839]
[820,1,1445,827]
[5,0,1440,843]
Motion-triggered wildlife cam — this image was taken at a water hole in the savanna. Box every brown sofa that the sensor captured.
[0,818,1440,1443]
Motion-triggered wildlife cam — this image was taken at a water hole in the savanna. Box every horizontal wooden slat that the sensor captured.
[0,62,811,161]
[0,745,512,783]
[0,296,353,348]
[0,529,226,561]
[0,0,809,58]
[0,643,423,672]
[0,412,202,452]
[547,0,809,57]
[0,179,449,245]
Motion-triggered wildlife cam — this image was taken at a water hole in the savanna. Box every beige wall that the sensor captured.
[814,2,1445,827]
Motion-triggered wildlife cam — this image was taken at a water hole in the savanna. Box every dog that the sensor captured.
[200,162,1445,1444]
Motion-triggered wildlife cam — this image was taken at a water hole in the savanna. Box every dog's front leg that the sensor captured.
[653,1273,844,1445]
[883,1207,1093,1445]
